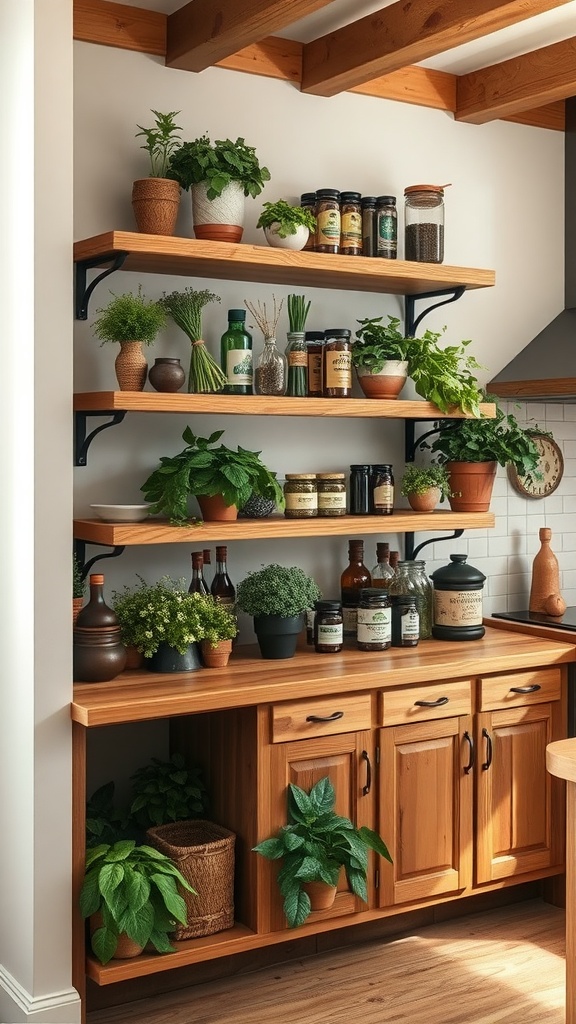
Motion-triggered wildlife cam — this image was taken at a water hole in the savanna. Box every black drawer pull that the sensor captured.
[306,711,344,723]
[414,696,449,708]
[509,684,541,694]
[463,731,475,775]
[482,727,493,771]
[361,750,371,796]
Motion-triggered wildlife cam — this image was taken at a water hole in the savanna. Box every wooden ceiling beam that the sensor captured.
[165,0,337,72]
[300,0,573,96]
[456,35,576,123]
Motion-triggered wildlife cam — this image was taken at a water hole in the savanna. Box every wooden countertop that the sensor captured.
[547,738,576,782]
[71,626,576,728]
[485,615,576,645]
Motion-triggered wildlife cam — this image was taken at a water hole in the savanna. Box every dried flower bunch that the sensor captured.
[244,295,284,340]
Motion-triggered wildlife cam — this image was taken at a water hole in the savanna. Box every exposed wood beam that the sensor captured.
[166,0,337,72]
[73,0,166,55]
[216,36,302,83]
[300,0,573,97]
[456,35,576,123]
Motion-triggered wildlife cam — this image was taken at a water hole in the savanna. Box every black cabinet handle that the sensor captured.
[306,711,344,723]
[361,750,371,796]
[414,696,449,708]
[509,684,541,694]
[463,731,475,774]
[482,727,493,771]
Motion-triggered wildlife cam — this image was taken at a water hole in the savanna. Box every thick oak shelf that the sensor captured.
[74,231,496,296]
[73,510,495,546]
[73,391,497,419]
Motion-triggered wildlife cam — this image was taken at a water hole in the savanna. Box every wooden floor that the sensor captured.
[87,900,566,1024]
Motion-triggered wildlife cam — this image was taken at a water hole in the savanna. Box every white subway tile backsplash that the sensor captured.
[562,570,576,590]
[507,493,530,515]
[505,572,531,595]
[543,420,576,440]
[563,406,576,422]
[560,533,576,550]
[486,574,511,596]
[563,440,576,459]
[559,551,576,571]
[467,537,489,558]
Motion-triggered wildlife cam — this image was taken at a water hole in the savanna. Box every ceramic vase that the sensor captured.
[148,357,186,392]
[355,361,408,399]
[115,341,148,391]
[264,223,309,250]
[446,461,497,512]
[406,487,441,512]
[197,494,238,521]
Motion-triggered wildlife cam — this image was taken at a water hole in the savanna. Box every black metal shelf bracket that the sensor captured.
[405,529,464,561]
[405,285,465,337]
[404,419,446,463]
[75,411,126,466]
[74,540,126,581]
[75,252,129,320]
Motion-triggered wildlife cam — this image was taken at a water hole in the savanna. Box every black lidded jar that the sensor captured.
[349,464,372,514]
[315,189,341,254]
[430,554,486,641]
[314,600,344,653]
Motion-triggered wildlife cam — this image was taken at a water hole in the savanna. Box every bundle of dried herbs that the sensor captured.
[160,288,226,393]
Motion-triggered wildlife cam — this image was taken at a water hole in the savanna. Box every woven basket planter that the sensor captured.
[146,820,235,939]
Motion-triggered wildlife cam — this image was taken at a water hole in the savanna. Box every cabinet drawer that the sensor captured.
[380,680,472,726]
[270,694,371,743]
[479,668,561,711]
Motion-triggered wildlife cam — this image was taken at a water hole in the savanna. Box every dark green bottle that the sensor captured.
[221,309,253,395]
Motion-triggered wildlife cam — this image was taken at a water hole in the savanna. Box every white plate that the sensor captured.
[90,504,152,523]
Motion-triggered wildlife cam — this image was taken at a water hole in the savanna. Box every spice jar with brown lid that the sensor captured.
[340,191,362,256]
[315,189,341,254]
[314,600,344,653]
[323,328,352,398]
[317,473,347,517]
[283,473,318,518]
[404,184,446,263]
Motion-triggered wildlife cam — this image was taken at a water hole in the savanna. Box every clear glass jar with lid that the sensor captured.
[388,560,432,639]
[316,473,347,517]
[254,337,287,396]
[404,184,447,264]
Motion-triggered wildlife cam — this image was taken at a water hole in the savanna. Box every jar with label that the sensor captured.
[340,191,362,256]
[305,331,324,397]
[389,560,431,639]
[361,196,377,257]
[371,464,394,515]
[391,595,420,647]
[315,189,341,254]
[404,184,446,264]
[285,332,308,397]
[323,328,352,398]
[376,196,397,259]
[430,554,486,640]
[357,589,391,651]
[317,472,347,516]
[314,600,344,653]
[283,473,318,518]
[300,192,316,251]
[349,464,372,514]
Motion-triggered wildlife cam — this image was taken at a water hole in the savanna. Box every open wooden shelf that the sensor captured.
[74,231,496,296]
[73,391,497,419]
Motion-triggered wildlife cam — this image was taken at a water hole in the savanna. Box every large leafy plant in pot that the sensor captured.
[236,562,321,659]
[132,109,182,235]
[253,776,392,927]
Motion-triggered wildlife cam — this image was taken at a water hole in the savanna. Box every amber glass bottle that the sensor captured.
[340,539,371,640]
[371,542,395,588]
[202,548,212,589]
[189,552,209,596]
[211,545,236,610]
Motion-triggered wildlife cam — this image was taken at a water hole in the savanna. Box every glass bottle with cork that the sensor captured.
[189,551,209,596]
[340,539,372,641]
[211,546,236,612]
[220,309,253,394]
[371,542,395,588]
[202,549,212,589]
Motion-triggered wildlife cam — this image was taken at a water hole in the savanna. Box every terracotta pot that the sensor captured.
[191,181,244,243]
[114,341,148,391]
[407,486,441,512]
[200,638,233,668]
[90,913,144,960]
[73,596,84,625]
[302,881,337,911]
[446,461,497,512]
[356,361,408,399]
[197,494,238,521]
[131,177,181,235]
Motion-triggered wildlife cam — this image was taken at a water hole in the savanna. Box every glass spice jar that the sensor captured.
[323,328,352,398]
[254,337,287,396]
[315,189,341,254]
[300,192,317,251]
[283,473,318,518]
[357,588,392,651]
[404,184,446,263]
[371,463,394,515]
[305,331,325,397]
[376,195,397,259]
[349,464,372,514]
[391,595,420,647]
[340,191,362,256]
[361,196,377,257]
[389,561,432,639]
[316,472,347,517]
[314,600,344,653]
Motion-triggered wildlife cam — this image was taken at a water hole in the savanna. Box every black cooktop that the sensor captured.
[492,608,576,632]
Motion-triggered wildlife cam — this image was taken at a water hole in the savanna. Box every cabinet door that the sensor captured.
[379,715,474,907]
[476,701,564,883]
[263,731,375,932]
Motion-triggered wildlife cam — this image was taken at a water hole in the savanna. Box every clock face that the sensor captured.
[507,433,564,499]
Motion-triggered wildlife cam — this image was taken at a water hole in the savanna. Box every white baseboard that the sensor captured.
[0,965,80,1023]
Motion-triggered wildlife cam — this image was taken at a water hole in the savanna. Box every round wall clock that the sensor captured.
[507,432,564,498]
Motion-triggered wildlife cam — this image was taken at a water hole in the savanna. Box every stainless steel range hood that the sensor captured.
[488,97,576,401]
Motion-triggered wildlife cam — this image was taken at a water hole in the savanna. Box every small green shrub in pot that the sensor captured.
[425,398,544,479]
[400,464,452,501]
[92,286,166,345]
[257,199,317,238]
[236,563,321,619]
[112,575,206,658]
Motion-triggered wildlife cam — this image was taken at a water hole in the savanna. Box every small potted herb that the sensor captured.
[257,199,317,250]
[195,593,238,667]
[236,562,321,659]
[92,286,166,391]
[400,463,452,512]
[132,109,183,234]
[159,287,226,394]
[253,776,391,927]
[112,575,206,672]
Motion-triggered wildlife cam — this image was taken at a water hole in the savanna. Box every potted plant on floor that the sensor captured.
[112,575,206,672]
[253,776,391,927]
[159,287,227,393]
[92,286,166,391]
[140,427,284,523]
[80,838,196,964]
[132,109,183,235]
[423,397,544,511]
[400,463,452,512]
[352,314,484,412]
[256,199,317,250]
[236,562,321,659]
[167,134,270,242]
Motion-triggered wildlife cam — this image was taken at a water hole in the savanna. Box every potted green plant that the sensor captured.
[128,753,209,830]
[159,287,226,393]
[112,575,206,672]
[256,199,316,250]
[167,134,271,243]
[194,593,238,667]
[132,109,183,235]
[400,463,452,512]
[92,286,166,391]
[80,838,195,964]
[236,562,321,659]
[140,427,284,523]
[352,315,484,412]
[423,397,544,511]
[253,776,391,927]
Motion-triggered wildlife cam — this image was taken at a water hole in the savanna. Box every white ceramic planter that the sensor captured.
[356,360,408,399]
[191,180,245,242]
[264,223,309,250]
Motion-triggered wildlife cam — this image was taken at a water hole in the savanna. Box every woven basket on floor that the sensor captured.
[146,820,235,939]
